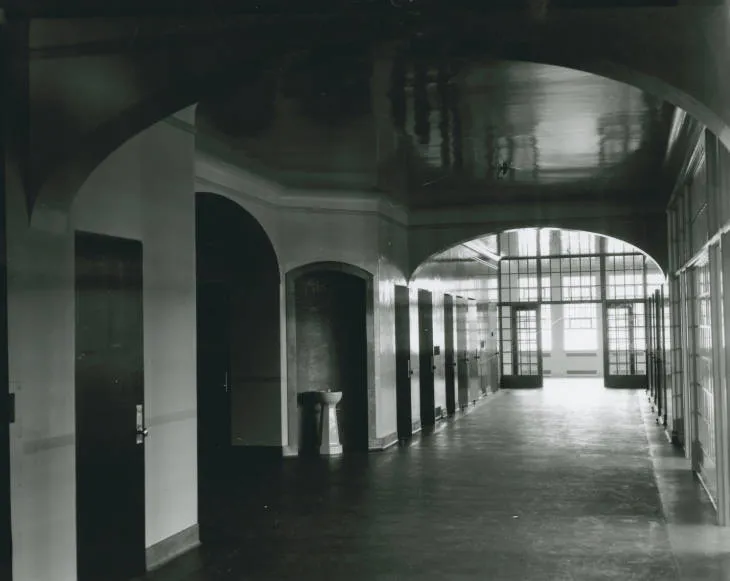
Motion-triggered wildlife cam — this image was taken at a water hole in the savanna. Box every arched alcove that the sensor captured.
[285,262,375,454]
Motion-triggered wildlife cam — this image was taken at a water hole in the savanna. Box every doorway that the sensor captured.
[444,294,456,415]
[604,301,646,388]
[75,232,145,581]
[288,264,371,453]
[455,297,469,408]
[395,285,412,440]
[503,304,543,388]
[418,289,435,428]
[195,193,281,538]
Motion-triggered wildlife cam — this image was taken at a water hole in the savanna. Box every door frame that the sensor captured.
[394,285,412,440]
[603,299,646,389]
[0,16,11,580]
[456,296,469,408]
[443,294,456,415]
[502,302,542,389]
[417,289,435,428]
[74,231,146,581]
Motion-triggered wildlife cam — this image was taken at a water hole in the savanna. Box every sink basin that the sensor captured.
[297,391,342,406]
[319,391,342,405]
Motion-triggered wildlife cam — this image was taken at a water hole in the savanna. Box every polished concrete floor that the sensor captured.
[147,379,725,581]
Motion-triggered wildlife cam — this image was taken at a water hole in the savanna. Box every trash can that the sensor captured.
[297,391,323,456]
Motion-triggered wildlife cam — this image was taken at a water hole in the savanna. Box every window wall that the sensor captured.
[498,228,662,381]
[666,127,730,518]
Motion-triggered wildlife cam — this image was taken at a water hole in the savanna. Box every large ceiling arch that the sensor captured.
[408,212,667,278]
[411,226,666,287]
[22,5,730,221]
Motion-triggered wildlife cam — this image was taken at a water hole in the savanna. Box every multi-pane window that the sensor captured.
[518,276,552,302]
[607,273,643,300]
[540,276,551,301]
[541,304,552,352]
[561,231,596,255]
[518,276,537,302]
[564,303,598,351]
[495,227,663,380]
[562,275,598,301]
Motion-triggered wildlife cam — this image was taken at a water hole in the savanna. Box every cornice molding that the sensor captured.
[195,150,409,225]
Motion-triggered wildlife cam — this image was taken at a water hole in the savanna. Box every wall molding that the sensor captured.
[195,151,409,226]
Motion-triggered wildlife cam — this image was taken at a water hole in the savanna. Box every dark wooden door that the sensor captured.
[196,280,232,466]
[75,232,145,581]
[395,285,412,440]
[455,297,469,409]
[0,20,11,581]
[467,299,480,403]
[417,289,435,428]
[334,273,369,452]
[444,294,456,415]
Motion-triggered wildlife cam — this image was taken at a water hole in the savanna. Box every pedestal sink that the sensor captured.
[297,391,343,456]
[317,391,342,456]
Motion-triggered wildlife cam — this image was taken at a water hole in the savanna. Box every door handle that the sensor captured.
[136,404,148,445]
[224,371,230,393]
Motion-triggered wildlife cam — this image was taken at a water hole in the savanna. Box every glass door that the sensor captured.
[504,304,542,388]
[604,301,646,388]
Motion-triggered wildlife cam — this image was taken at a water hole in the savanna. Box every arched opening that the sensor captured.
[410,228,666,399]
[195,192,281,537]
[285,262,373,454]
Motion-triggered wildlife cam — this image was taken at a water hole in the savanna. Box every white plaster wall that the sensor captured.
[74,112,198,549]
[374,217,408,441]
[195,154,408,446]
[7,162,78,581]
[7,110,197,581]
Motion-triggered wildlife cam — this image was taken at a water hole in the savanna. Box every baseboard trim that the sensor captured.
[146,523,200,572]
[282,445,299,457]
[369,431,398,451]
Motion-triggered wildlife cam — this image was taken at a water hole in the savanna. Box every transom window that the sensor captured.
[518,276,551,302]
[607,273,643,300]
[562,275,598,301]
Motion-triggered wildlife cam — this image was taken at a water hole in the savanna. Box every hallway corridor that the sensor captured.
[147,381,721,581]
